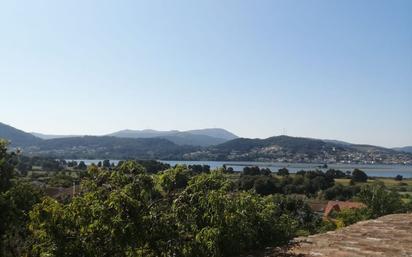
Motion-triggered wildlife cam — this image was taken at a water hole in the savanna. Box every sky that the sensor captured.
[0,0,411,147]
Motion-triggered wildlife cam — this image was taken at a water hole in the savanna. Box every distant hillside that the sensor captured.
[183,135,410,164]
[185,128,238,140]
[187,135,345,161]
[108,128,237,146]
[108,129,178,138]
[322,139,352,146]
[350,144,397,153]
[393,146,412,154]
[30,128,238,147]
[31,132,81,140]
[24,136,198,159]
[0,123,198,159]
[0,122,42,146]
[159,133,228,147]
[1,122,411,164]
[215,136,331,153]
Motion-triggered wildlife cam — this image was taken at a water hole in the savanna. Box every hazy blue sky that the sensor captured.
[0,0,411,147]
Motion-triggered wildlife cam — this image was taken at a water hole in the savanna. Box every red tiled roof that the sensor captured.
[324,200,366,217]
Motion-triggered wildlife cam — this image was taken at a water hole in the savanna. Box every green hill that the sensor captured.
[25,136,198,160]
[0,122,42,146]
[1,122,410,163]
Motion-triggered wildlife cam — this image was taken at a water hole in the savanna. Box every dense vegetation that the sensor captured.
[1,141,317,257]
[1,140,411,257]
[238,167,347,197]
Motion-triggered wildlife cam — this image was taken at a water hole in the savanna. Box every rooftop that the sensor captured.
[323,200,367,218]
[242,213,412,257]
[291,213,412,257]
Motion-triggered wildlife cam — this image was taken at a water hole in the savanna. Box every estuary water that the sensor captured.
[161,161,412,178]
[72,159,412,178]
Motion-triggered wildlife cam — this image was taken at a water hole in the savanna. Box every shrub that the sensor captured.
[325,169,346,179]
[395,175,403,181]
[277,168,289,176]
[358,184,404,218]
[158,165,190,193]
[351,169,368,183]
[334,208,371,226]
[253,176,278,195]
[323,184,360,201]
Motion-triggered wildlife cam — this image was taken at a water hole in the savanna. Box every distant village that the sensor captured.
[280,151,412,165]
[197,148,412,165]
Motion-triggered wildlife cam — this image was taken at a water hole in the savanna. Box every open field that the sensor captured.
[335,178,412,186]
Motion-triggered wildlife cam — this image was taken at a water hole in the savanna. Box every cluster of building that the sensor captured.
[224,149,412,165]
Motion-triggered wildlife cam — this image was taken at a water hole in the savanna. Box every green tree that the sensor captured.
[77,161,87,170]
[277,167,289,176]
[253,176,278,195]
[1,183,44,256]
[117,160,145,174]
[325,169,346,179]
[0,140,15,193]
[26,163,326,257]
[242,166,262,176]
[0,140,44,256]
[358,184,404,218]
[351,169,368,183]
[172,172,297,257]
[29,167,161,257]
[157,165,190,194]
[395,175,403,181]
[102,159,111,169]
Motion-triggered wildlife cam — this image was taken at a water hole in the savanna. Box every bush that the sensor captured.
[325,169,346,179]
[317,220,337,233]
[323,184,360,201]
[253,176,278,195]
[395,175,403,181]
[136,160,170,173]
[188,164,211,173]
[351,169,368,183]
[158,165,190,193]
[277,168,289,176]
[358,184,404,218]
[242,166,271,176]
[334,208,371,226]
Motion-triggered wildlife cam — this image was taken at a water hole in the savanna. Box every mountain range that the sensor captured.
[393,146,412,154]
[31,128,237,147]
[107,128,237,146]
[0,122,411,163]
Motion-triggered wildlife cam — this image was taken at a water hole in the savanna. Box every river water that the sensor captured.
[71,159,412,178]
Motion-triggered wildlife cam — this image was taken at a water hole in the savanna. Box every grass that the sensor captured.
[335,178,412,186]
[334,178,351,186]
[369,178,412,186]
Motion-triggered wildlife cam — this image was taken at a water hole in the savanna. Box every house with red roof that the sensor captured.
[324,200,367,218]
